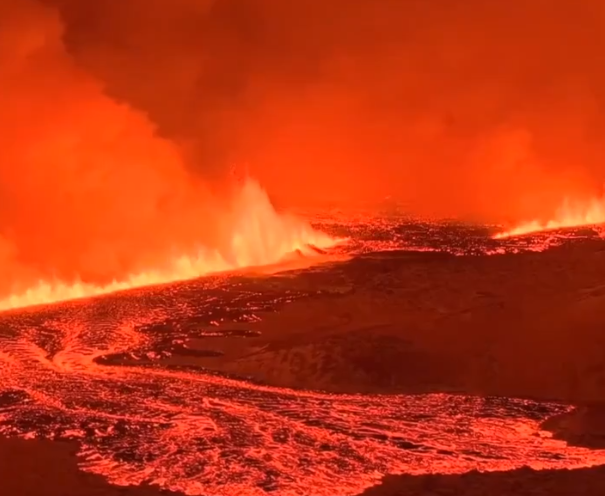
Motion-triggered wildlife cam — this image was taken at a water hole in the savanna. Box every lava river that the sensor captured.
[1,273,605,496]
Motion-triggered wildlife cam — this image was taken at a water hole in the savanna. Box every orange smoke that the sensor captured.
[0,0,336,311]
[494,194,605,238]
[50,0,605,220]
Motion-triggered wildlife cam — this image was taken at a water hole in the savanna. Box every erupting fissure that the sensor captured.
[0,179,338,312]
[494,194,605,238]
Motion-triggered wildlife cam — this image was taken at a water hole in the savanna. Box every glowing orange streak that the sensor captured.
[0,246,328,312]
[494,195,605,239]
[0,179,339,312]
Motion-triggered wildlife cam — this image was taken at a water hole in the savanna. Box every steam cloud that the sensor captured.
[2,0,605,296]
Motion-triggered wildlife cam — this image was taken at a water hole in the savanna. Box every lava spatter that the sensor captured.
[0,178,339,313]
[494,195,605,239]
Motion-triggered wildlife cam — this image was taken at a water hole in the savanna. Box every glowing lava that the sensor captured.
[0,178,338,312]
[3,279,605,496]
[494,195,605,239]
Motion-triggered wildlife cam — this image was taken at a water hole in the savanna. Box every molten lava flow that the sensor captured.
[0,178,338,312]
[494,195,605,239]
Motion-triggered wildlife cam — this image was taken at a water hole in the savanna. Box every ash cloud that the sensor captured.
[49,0,605,220]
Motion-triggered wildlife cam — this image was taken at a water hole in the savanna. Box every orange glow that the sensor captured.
[0,178,338,312]
[50,1,605,220]
[494,195,605,238]
[0,1,342,313]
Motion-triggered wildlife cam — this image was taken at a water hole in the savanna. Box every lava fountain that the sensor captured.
[0,178,338,312]
[494,194,605,238]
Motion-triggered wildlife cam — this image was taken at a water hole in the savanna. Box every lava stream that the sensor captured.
[494,194,605,238]
[0,179,337,312]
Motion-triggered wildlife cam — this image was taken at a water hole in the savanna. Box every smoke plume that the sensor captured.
[48,0,605,221]
[0,0,228,294]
